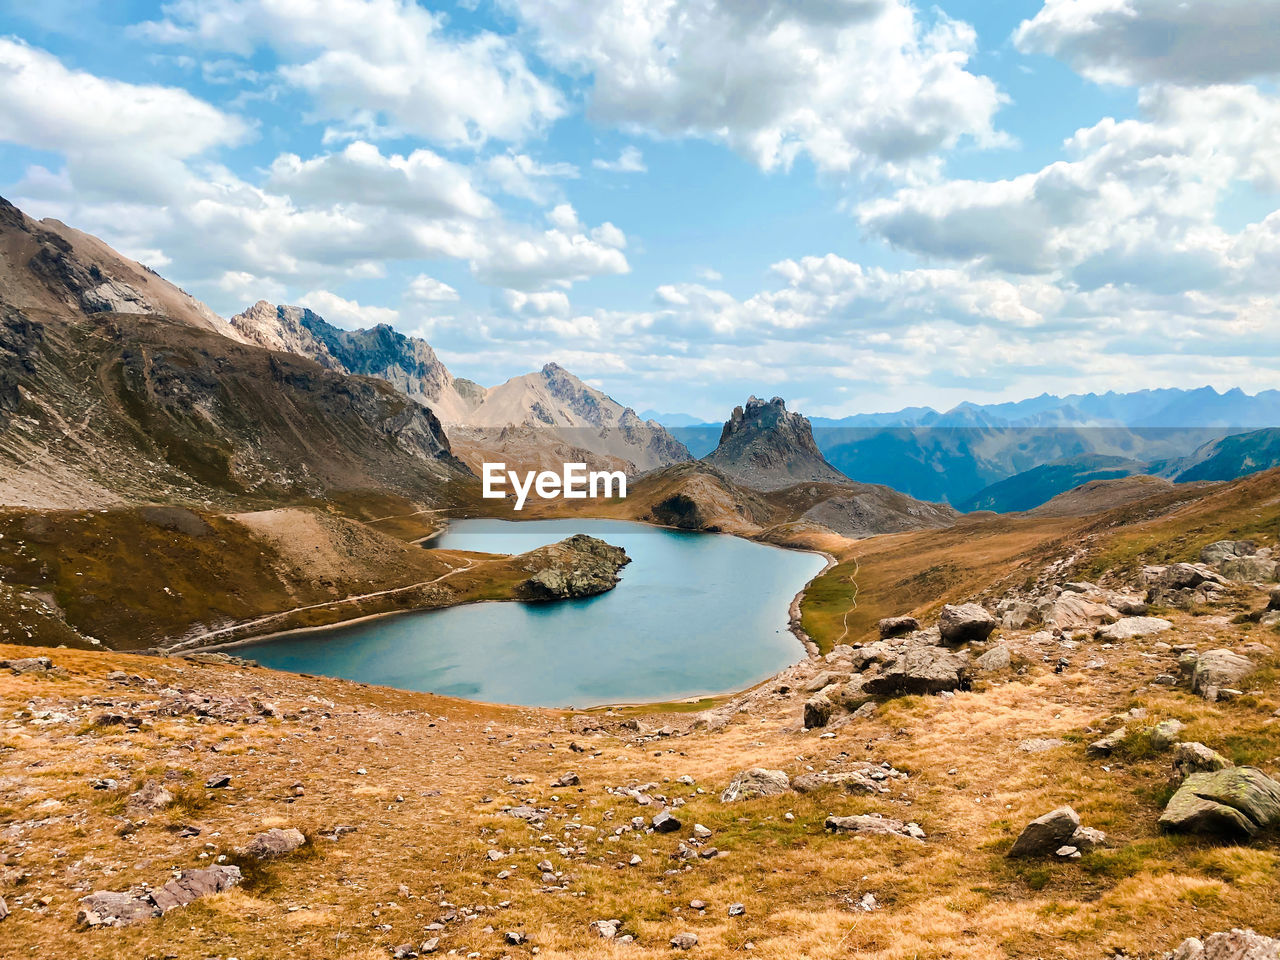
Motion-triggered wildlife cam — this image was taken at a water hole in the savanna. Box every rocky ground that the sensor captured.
[1,533,1278,959]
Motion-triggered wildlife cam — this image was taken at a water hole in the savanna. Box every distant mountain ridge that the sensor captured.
[231,302,690,474]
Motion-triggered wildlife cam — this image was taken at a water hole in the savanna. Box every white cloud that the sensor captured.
[469,206,629,291]
[297,289,401,329]
[267,141,495,219]
[139,0,565,147]
[0,37,248,158]
[858,85,1280,290]
[504,0,1005,173]
[407,274,460,303]
[483,151,579,203]
[500,288,571,317]
[1014,0,1280,86]
[592,145,646,173]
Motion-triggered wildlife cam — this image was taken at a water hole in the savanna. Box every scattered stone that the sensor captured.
[1159,767,1280,840]
[591,919,620,939]
[1097,617,1172,641]
[652,810,682,833]
[150,866,242,913]
[878,616,919,638]
[204,774,231,789]
[1,656,53,674]
[1070,826,1107,851]
[392,945,416,959]
[1088,727,1127,757]
[551,772,581,788]
[1269,585,1280,611]
[975,644,1012,672]
[728,903,745,917]
[791,770,882,795]
[1167,928,1280,960]
[862,644,971,696]
[78,891,157,927]
[505,931,527,945]
[671,932,699,950]
[1007,806,1080,859]
[420,938,440,953]
[693,823,713,839]
[1173,742,1233,777]
[803,692,834,729]
[938,603,996,644]
[243,827,307,860]
[1055,845,1081,860]
[1150,719,1186,751]
[720,768,790,803]
[825,814,925,841]
[1192,650,1255,698]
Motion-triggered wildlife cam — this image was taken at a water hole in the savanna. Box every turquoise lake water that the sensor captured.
[237,518,826,707]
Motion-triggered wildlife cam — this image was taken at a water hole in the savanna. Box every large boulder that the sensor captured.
[1044,594,1120,630]
[861,644,971,696]
[1200,540,1257,568]
[1172,742,1233,778]
[938,604,996,644]
[1167,928,1280,960]
[1097,616,1172,641]
[150,866,242,914]
[78,891,157,927]
[825,814,925,840]
[1007,806,1080,858]
[1159,767,1280,840]
[243,827,307,860]
[1191,650,1255,697]
[720,768,790,803]
[803,692,835,729]
[1221,556,1279,582]
[878,616,919,638]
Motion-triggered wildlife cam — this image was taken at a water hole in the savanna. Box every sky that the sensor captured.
[1,0,1278,420]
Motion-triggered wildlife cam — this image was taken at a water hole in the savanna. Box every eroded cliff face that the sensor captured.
[704,396,851,491]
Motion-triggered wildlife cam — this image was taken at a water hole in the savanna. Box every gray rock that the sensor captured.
[551,771,580,787]
[1097,616,1172,641]
[1200,540,1257,567]
[825,814,925,840]
[791,771,880,795]
[1088,726,1128,756]
[243,827,307,860]
[204,774,231,789]
[1007,806,1080,858]
[803,692,834,729]
[150,866,242,913]
[591,919,620,939]
[975,644,1012,672]
[78,891,158,927]
[1192,650,1255,697]
[671,932,698,950]
[1150,719,1186,751]
[1167,928,1280,960]
[652,810,682,833]
[720,768,790,802]
[420,938,440,953]
[1269,585,1280,611]
[1159,767,1280,840]
[1,656,53,674]
[878,616,919,638]
[861,644,971,696]
[1219,556,1278,582]
[1173,742,1233,776]
[938,603,996,644]
[1018,737,1068,753]
[804,671,842,693]
[728,902,745,916]
[1070,826,1107,851]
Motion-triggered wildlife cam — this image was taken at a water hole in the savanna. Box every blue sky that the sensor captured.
[1,0,1278,419]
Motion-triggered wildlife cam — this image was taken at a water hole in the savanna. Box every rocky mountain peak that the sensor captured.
[705,395,851,491]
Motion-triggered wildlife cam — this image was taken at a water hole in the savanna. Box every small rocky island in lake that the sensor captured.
[516,534,631,600]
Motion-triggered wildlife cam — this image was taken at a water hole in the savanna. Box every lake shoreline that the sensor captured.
[204,517,831,707]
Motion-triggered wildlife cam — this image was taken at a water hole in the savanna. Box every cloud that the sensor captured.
[1014,0,1280,86]
[297,289,401,329]
[483,151,579,203]
[504,0,1005,173]
[407,274,460,303]
[469,206,629,291]
[0,37,248,158]
[139,0,565,147]
[500,288,571,317]
[592,146,646,173]
[857,85,1280,289]
[267,141,495,219]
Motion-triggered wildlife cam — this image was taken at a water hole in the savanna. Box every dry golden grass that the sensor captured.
[2,583,1278,960]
